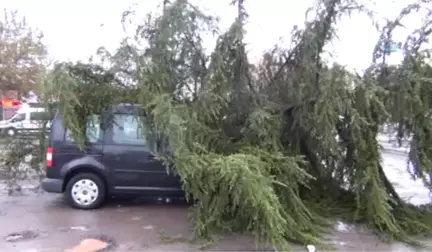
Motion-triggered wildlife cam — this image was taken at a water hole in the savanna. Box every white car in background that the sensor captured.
[0,107,51,137]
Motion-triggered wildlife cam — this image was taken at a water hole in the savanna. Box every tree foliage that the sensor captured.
[46,0,432,250]
[0,9,47,96]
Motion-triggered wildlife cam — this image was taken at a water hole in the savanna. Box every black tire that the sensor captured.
[64,173,107,210]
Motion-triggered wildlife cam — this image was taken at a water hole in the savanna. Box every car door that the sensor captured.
[102,112,182,194]
[52,114,104,178]
[34,111,52,134]
[28,111,45,135]
[21,112,32,130]
[7,112,26,133]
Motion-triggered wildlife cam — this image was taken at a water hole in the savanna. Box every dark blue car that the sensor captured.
[42,104,183,209]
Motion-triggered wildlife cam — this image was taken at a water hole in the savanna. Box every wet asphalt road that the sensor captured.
[1,137,432,251]
[0,191,431,252]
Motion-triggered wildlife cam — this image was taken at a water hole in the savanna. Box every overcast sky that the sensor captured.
[1,0,428,72]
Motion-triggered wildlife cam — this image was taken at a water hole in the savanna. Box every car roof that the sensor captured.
[52,104,142,120]
[16,107,46,114]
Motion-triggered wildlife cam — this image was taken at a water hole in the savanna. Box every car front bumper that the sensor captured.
[41,178,63,193]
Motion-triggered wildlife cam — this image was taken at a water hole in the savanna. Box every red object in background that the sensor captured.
[1,98,20,108]
[0,98,21,120]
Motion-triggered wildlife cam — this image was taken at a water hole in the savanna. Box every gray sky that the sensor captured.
[1,0,427,72]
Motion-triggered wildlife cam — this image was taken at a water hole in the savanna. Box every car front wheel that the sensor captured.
[5,127,17,137]
[64,173,106,210]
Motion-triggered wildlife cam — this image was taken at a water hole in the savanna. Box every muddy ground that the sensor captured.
[0,190,431,252]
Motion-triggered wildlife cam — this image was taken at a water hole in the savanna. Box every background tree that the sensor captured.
[0,9,47,98]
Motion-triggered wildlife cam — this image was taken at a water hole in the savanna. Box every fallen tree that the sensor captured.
[43,0,432,250]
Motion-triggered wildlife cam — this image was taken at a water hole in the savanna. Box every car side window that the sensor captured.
[65,114,101,144]
[112,114,147,146]
[30,112,50,121]
[11,113,25,122]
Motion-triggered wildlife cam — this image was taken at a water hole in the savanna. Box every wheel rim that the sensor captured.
[7,129,14,136]
[71,179,99,206]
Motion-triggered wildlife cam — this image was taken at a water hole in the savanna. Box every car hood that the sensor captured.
[0,120,11,128]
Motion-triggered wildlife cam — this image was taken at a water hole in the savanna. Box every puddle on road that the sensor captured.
[59,226,89,232]
[5,230,39,243]
[143,225,154,230]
